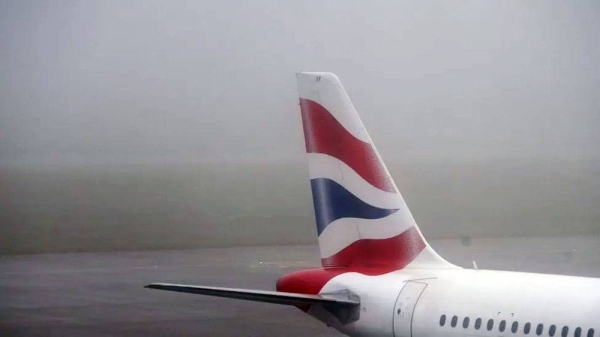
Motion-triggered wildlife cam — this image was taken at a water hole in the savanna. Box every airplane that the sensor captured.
[146,72,600,337]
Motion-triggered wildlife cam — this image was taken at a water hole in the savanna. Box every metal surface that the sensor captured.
[393,282,427,337]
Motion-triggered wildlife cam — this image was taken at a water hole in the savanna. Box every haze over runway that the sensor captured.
[1,0,599,254]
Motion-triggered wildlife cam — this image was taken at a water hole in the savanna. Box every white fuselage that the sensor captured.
[316,269,600,337]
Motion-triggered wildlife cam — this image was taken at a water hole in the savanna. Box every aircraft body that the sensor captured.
[147,72,600,337]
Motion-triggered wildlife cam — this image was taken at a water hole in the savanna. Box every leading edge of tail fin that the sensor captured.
[296,72,456,270]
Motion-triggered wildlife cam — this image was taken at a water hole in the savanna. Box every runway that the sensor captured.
[1,236,599,336]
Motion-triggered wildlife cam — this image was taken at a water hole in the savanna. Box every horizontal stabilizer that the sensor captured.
[145,283,360,308]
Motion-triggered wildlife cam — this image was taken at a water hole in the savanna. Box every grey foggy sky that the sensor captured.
[1,0,599,166]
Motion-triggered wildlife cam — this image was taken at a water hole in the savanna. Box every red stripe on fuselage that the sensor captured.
[321,226,426,269]
[276,268,347,295]
[275,265,398,300]
[299,98,396,193]
[276,227,426,298]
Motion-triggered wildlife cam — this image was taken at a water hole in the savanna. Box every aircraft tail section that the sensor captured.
[296,72,454,270]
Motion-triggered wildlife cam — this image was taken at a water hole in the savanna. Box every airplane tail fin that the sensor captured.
[296,72,455,270]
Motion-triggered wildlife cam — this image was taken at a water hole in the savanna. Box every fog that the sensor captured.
[1,1,599,254]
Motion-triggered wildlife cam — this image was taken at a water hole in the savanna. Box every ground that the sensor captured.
[1,236,599,336]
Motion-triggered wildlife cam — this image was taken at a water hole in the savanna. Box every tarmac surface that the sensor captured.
[1,236,600,337]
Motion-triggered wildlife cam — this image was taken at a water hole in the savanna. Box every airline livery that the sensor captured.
[147,72,600,337]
